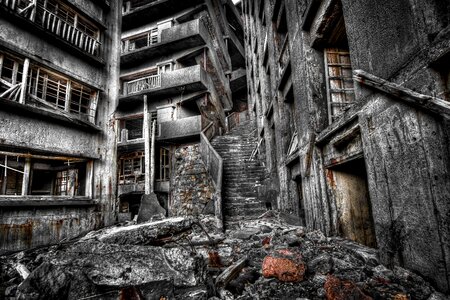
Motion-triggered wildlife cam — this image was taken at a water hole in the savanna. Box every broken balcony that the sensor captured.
[0,0,102,61]
[121,19,208,67]
[122,0,204,31]
[119,65,210,105]
[158,115,202,142]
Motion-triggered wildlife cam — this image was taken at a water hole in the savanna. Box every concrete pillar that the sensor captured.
[19,58,30,104]
[21,157,31,195]
[144,95,151,194]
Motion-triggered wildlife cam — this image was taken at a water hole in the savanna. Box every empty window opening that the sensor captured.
[30,160,86,196]
[327,158,377,248]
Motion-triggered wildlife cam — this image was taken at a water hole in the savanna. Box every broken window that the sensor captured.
[0,53,24,96]
[30,159,86,196]
[118,152,145,184]
[123,28,159,53]
[157,147,170,181]
[0,155,24,195]
[28,66,97,121]
[324,48,355,123]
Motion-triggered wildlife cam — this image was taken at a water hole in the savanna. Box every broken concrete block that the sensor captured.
[83,217,195,245]
[137,193,166,223]
[262,249,306,282]
[14,263,30,280]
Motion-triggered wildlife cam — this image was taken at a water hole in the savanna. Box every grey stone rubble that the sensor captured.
[1,214,448,300]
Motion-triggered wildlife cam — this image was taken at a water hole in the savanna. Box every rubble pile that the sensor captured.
[1,213,448,300]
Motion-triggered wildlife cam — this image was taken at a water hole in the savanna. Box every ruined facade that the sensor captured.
[242,0,450,293]
[114,0,246,220]
[0,0,121,252]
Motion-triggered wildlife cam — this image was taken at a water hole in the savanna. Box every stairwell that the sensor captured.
[210,119,268,225]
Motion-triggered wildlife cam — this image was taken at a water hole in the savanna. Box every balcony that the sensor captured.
[120,65,210,104]
[158,115,202,142]
[0,0,102,62]
[121,19,208,67]
[122,0,204,30]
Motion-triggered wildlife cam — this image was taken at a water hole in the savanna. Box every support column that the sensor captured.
[150,120,156,193]
[144,95,151,194]
[21,157,31,196]
[19,58,30,105]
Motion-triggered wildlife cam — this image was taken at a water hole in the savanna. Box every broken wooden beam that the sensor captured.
[353,69,450,118]
[215,256,247,288]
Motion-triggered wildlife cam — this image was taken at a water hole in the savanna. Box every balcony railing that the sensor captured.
[1,1,101,57]
[125,74,161,95]
[121,28,159,54]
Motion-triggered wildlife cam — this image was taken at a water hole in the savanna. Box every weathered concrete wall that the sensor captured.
[0,0,121,252]
[169,144,215,217]
[242,0,450,292]
[0,206,103,253]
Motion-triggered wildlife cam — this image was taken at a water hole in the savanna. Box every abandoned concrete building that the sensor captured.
[0,0,449,296]
[241,0,450,293]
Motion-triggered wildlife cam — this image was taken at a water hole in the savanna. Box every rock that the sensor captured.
[333,238,379,267]
[178,289,208,299]
[324,275,372,300]
[232,228,260,240]
[428,292,450,300]
[307,253,333,275]
[262,249,306,282]
[372,265,394,282]
[137,193,166,223]
[14,263,30,280]
[305,230,327,243]
[16,241,206,299]
[5,284,17,296]
[226,268,260,295]
[260,225,272,233]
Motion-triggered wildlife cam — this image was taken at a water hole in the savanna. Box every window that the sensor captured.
[324,48,355,123]
[157,147,170,181]
[0,155,24,195]
[28,66,97,120]
[0,53,24,95]
[0,153,88,197]
[124,28,159,53]
[118,152,145,184]
[31,160,86,196]
[120,117,144,140]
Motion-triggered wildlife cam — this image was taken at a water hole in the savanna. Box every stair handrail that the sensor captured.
[200,121,223,231]
[226,110,249,132]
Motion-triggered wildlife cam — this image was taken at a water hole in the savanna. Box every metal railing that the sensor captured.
[121,28,159,54]
[200,121,223,230]
[125,74,161,95]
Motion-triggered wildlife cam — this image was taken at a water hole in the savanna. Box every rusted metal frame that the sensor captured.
[0,150,88,162]
[354,69,450,118]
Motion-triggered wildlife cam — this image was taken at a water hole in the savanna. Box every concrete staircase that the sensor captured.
[210,119,267,225]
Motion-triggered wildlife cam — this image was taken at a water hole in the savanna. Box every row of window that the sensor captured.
[0,51,98,122]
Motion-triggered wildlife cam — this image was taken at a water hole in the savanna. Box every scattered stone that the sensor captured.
[324,274,372,300]
[260,225,272,233]
[262,249,306,282]
[232,228,260,240]
[14,263,30,280]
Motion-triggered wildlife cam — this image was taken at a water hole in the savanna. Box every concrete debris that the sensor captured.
[0,214,447,299]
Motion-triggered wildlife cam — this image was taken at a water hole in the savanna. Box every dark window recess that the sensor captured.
[157,147,170,181]
[124,118,144,140]
[30,160,86,196]
[118,152,145,184]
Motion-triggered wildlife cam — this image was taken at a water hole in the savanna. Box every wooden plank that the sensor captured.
[19,58,29,104]
[144,95,151,194]
[354,69,450,118]
[215,256,247,288]
[21,157,31,195]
